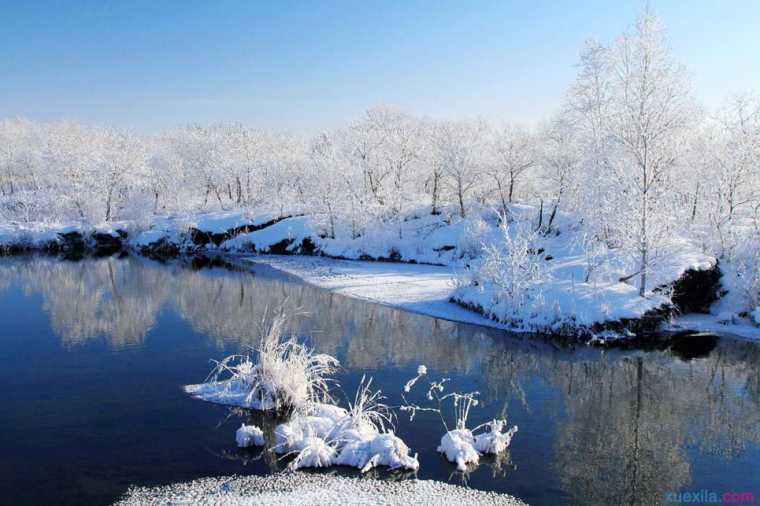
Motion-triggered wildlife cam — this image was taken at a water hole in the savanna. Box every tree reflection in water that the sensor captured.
[0,255,758,505]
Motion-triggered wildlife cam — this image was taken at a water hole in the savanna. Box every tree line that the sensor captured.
[0,13,758,299]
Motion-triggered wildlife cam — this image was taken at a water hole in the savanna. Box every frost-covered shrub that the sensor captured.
[185,312,339,411]
[233,377,419,473]
[401,365,517,472]
[484,221,546,299]
[732,232,760,312]
[460,220,548,322]
[235,424,264,448]
[457,215,491,259]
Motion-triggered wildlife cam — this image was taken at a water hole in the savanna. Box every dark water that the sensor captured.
[0,256,759,505]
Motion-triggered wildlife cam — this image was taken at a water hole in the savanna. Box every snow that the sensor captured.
[222,216,312,252]
[666,259,760,341]
[473,420,519,455]
[184,324,339,412]
[668,314,760,341]
[437,421,518,472]
[228,402,420,473]
[236,424,264,448]
[185,377,273,409]
[185,328,418,474]
[0,208,734,340]
[242,255,507,329]
[438,429,481,471]
[134,229,171,248]
[334,431,419,473]
[0,222,77,248]
[192,211,256,233]
[115,472,527,505]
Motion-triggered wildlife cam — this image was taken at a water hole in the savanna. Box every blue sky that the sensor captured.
[1,1,758,132]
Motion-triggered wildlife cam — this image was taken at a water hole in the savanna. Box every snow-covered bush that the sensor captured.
[479,220,547,308]
[732,232,760,313]
[235,424,264,448]
[455,219,548,323]
[457,214,491,259]
[230,377,419,473]
[185,311,339,411]
[401,365,518,472]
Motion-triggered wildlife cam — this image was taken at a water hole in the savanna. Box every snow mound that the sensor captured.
[334,432,420,473]
[474,420,519,455]
[236,424,264,448]
[438,429,481,471]
[115,472,527,505]
[222,216,312,252]
[192,211,255,233]
[0,222,75,249]
[236,403,419,473]
[437,421,518,472]
[184,376,275,410]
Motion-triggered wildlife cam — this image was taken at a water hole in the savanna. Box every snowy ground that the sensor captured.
[240,255,507,330]
[243,254,760,341]
[669,314,760,341]
[115,472,526,505]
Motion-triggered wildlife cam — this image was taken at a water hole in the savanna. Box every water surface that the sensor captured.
[0,255,758,505]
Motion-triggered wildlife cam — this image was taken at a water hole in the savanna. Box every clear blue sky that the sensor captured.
[1,0,758,132]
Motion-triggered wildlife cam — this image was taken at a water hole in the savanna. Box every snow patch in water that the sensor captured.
[115,471,527,505]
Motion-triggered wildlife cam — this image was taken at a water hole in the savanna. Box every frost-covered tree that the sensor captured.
[569,12,699,295]
[435,120,486,219]
[146,136,183,214]
[485,124,536,216]
[608,13,699,295]
[704,94,760,255]
[536,115,581,232]
[96,128,147,221]
[307,132,344,239]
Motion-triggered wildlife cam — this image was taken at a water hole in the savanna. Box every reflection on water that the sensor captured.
[0,255,758,505]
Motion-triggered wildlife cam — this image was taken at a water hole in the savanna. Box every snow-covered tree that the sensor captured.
[569,12,699,295]
[435,120,486,219]
[485,124,536,216]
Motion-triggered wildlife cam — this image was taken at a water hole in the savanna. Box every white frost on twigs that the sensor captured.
[403,364,428,393]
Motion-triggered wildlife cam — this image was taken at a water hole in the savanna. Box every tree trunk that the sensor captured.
[458,181,466,218]
[536,199,544,232]
[494,176,509,218]
[639,191,648,297]
[547,189,563,230]
[431,172,440,215]
[203,185,211,207]
[690,183,699,222]
[105,187,113,222]
[214,186,224,209]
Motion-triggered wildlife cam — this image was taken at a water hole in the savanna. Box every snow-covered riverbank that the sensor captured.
[2,208,757,341]
[244,254,760,342]
[240,255,505,329]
